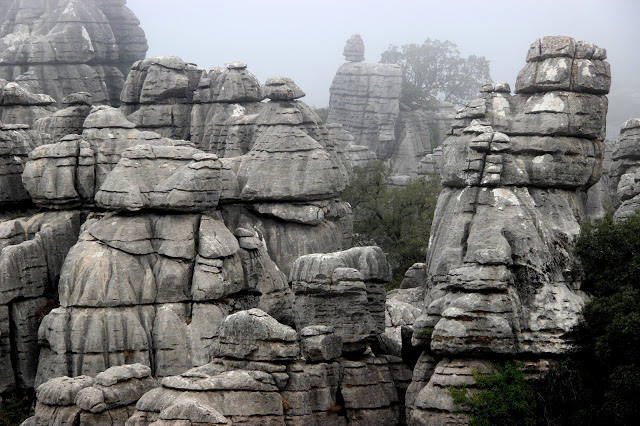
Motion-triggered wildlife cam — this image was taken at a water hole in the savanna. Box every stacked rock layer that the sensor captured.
[608,119,640,220]
[0,0,147,105]
[407,36,611,424]
[327,35,455,179]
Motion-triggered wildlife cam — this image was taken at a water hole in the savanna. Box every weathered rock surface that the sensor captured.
[35,212,294,385]
[608,119,640,220]
[0,0,148,105]
[289,247,391,353]
[33,93,93,141]
[407,36,610,424]
[190,62,264,155]
[0,81,57,126]
[327,35,455,178]
[121,57,203,139]
[0,124,52,206]
[25,363,156,426]
[0,211,83,393]
[22,106,196,209]
[344,34,365,62]
[328,60,402,159]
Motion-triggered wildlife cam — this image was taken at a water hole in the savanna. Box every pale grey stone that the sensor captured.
[0,0,147,104]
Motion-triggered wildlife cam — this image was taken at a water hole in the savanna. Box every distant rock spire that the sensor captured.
[343,34,365,62]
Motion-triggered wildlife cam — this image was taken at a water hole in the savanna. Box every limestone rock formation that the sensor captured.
[328,60,402,159]
[35,212,294,385]
[33,92,93,141]
[0,81,57,126]
[32,245,404,425]
[289,247,391,353]
[0,211,83,393]
[0,124,52,206]
[327,36,455,179]
[406,36,610,424]
[121,57,203,139]
[344,34,365,62]
[608,119,640,220]
[24,364,156,426]
[190,62,264,155]
[22,106,194,209]
[0,0,148,105]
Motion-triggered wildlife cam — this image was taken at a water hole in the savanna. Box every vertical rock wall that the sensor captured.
[406,36,611,425]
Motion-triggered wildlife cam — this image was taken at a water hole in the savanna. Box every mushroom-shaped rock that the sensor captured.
[211,309,299,361]
[263,76,305,101]
[343,34,365,62]
[236,125,345,201]
[121,56,203,139]
[95,144,225,212]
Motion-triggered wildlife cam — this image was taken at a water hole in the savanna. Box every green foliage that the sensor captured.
[450,362,536,426]
[380,39,491,107]
[415,327,434,341]
[571,212,640,425]
[342,162,440,289]
[0,391,34,426]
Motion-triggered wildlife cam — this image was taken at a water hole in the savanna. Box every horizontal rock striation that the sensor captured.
[608,119,640,220]
[0,211,83,393]
[24,364,156,426]
[327,35,455,179]
[35,212,294,385]
[0,0,147,105]
[407,36,611,425]
[121,57,203,139]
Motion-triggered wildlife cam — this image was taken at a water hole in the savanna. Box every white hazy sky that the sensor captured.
[127,0,640,136]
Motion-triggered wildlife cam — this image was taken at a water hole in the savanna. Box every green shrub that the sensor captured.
[0,391,34,426]
[449,362,536,426]
[571,212,640,425]
[342,162,441,288]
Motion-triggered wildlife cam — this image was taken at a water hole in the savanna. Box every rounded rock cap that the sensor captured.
[226,61,248,70]
[263,76,305,100]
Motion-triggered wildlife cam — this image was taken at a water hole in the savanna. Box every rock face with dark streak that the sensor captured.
[0,0,147,105]
[406,36,611,425]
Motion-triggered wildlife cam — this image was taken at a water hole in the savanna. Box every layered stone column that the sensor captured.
[407,36,610,425]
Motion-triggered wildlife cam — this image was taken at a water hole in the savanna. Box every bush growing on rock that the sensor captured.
[449,361,535,426]
[342,161,441,288]
[571,212,640,425]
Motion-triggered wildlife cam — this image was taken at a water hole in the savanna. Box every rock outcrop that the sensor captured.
[32,246,405,426]
[0,0,147,105]
[406,36,610,424]
[24,364,156,426]
[34,211,294,385]
[608,119,640,220]
[327,35,455,179]
[0,211,83,393]
[190,62,264,155]
[121,57,203,139]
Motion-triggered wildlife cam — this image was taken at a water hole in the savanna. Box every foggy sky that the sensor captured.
[127,0,640,137]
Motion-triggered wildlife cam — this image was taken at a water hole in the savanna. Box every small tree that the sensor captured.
[381,39,491,107]
[450,362,536,426]
[572,212,640,425]
[342,162,441,288]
